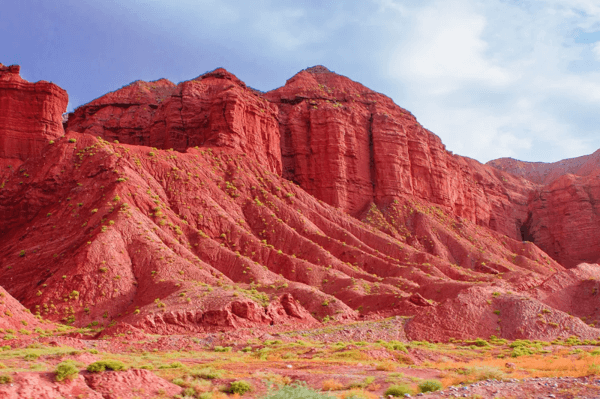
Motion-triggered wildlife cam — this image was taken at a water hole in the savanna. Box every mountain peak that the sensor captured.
[304,65,334,74]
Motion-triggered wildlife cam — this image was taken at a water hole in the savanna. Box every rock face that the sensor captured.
[0,64,68,173]
[67,68,282,174]
[522,172,600,267]
[0,286,51,333]
[1,63,600,341]
[488,150,600,185]
[489,151,600,267]
[266,67,534,241]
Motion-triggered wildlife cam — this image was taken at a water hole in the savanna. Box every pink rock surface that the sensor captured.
[84,369,181,398]
[0,373,102,399]
[67,68,282,174]
[265,66,535,242]
[0,64,68,171]
[523,172,600,267]
[488,149,600,185]
[1,63,599,343]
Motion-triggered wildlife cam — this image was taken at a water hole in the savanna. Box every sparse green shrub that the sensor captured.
[227,380,252,395]
[260,382,335,399]
[419,380,443,392]
[213,346,232,352]
[348,376,375,389]
[379,340,407,352]
[384,384,412,397]
[55,360,79,381]
[87,360,126,373]
[192,367,223,379]
[172,377,187,386]
[68,138,76,143]
[0,374,12,384]
[511,346,534,357]
[158,361,184,369]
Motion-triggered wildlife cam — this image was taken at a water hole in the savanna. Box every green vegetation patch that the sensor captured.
[87,360,127,373]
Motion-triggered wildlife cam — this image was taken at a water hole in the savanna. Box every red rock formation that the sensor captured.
[2,63,599,342]
[488,152,600,267]
[67,68,282,174]
[265,66,535,242]
[522,172,600,267]
[0,373,103,399]
[488,149,600,185]
[85,369,182,398]
[406,285,600,342]
[0,64,68,174]
[0,286,50,333]
[0,129,560,340]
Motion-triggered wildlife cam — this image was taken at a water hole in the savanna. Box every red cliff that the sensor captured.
[488,150,600,185]
[67,68,282,174]
[265,66,535,241]
[488,151,600,267]
[1,63,599,342]
[522,171,600,267]
[0,64,68,174]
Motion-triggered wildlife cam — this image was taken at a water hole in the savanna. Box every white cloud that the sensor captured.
[391,0,513,93]
[592,42,600,61]
[382,0,600,162]
[59,0,600,163]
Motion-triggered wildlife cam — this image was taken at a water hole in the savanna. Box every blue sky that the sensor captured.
[3,0,600,163]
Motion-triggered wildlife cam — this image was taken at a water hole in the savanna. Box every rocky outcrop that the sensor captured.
[85,369,182,398]
[67,68,282,174]
[488,152,600,267]
[0,286,50,333]
[265,66,535,241]
[406,285,600,342]
[0,64,68,171]
[2,63,600,341]
[488,150,600,185]
[522,172,600,267]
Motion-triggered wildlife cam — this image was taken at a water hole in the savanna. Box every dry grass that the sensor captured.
[336,389,379,399]
[434,349,600,386]
[322,378,345,391]
[375,361,397,371]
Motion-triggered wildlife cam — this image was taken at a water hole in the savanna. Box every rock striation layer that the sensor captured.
[489,151,600,267]
[67,68,282,174]
[1,64,600,341]
[0,64,68,175]
[266,67,535,241]
[522,172,600,267]
[488,150,600,185]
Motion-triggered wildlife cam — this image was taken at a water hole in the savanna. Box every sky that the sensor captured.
[3,0,600,163]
